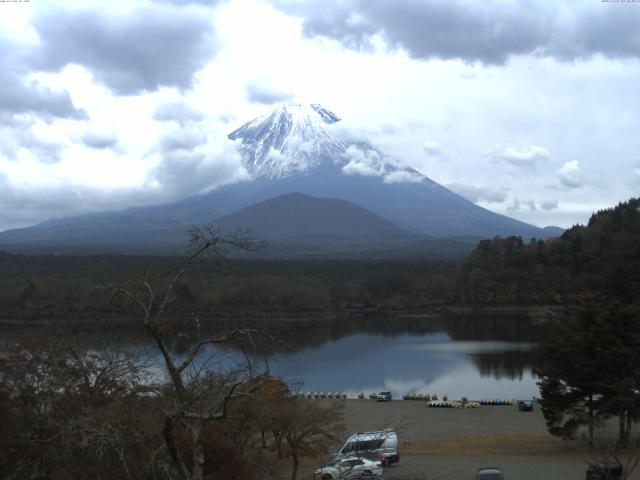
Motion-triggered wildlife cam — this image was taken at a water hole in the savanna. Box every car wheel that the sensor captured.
[322,475,333,480]
[360,471,374,479]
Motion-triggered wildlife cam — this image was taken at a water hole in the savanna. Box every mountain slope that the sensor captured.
[212,192,408,241]
[0,102,561,253]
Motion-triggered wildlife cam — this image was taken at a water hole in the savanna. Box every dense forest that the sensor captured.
[1,198,638,323]
[456,198,640,305]
[0,254,456,322]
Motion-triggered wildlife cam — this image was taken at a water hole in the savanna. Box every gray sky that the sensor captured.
[1,0,639,230]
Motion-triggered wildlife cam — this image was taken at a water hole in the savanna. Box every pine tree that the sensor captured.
[537,306,640,448]
[537,310,607,448]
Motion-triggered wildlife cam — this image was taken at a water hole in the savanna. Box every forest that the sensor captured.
[1,198,638,325]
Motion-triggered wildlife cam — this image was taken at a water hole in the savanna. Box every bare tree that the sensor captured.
[99,226,266,480]
[583,425,640,480]
[0,343,156,480]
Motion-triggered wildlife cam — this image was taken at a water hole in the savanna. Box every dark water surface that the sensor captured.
[2,313,544,400]
[263,332,538,399]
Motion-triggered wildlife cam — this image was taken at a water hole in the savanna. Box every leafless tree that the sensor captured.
[99,226,267,480]
[583,425,640,480]
[0,343,156,480]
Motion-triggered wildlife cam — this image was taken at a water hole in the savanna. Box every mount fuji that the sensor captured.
[0,103,562,255]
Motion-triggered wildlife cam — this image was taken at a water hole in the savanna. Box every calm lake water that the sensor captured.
[3,314,545,400]
[259,332,539,400]
[169,314,544,400]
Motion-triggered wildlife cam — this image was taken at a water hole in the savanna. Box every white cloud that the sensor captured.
[246,77,294,104]
[557,160,584,189]
[423,141,448,161]
[383,170,423,184]
[446,183,508,204]
[490,145,550,170]
[341,145,385,177]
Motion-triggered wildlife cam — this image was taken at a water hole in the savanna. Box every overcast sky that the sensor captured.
[1,0,639,231]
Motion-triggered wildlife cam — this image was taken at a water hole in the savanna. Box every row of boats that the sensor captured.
[297,392,347,399]
[294,391,519,404]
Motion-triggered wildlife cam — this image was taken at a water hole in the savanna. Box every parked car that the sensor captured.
[314,457,383,479]
[475,467,505,480]
[586,461,623,480]
[377,391,392,402]
[518,400,534,411]
[334,430,399,466]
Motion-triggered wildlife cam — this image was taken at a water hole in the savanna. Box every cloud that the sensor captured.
[557,160,584,189]
[159,130,208,152]
[507,198,538,213]
[31,6,216,95]
[149,135,248,197]
[540,200,559,211]
[0,37,86,121]
[0,133,249,231]
[446,183,508,204]
[156,0,226,4]
[153,102,205,125]
[341,144,424,183]
[423,141,449,162]
[246,79,294,104]
[341,145,385,177]
[81,131,117,150]
[0,119,63,164]
[491,145,550,170]
[383,170,423,184]
[277,0,640,64]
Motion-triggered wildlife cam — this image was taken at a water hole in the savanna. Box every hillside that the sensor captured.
[456,198,640,304]
[212,192,408,241]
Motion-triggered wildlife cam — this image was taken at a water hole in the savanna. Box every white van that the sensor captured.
[334,430,399,466]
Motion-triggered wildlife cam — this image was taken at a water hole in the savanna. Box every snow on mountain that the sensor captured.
[0,102,562,253]
[228,102,423,182]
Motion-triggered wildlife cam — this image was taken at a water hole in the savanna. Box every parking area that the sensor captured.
[290,400,638,480]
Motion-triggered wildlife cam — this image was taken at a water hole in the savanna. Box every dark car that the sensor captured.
[475,467,505,480]
[586,461,622,480]
[518,400,533,412]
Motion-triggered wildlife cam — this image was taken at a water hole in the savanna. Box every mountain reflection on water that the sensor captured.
[194,313,544,400]
[2,313,545,400]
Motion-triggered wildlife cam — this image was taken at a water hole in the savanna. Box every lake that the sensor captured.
[165,313,545,400]
[2,313,545,400]
[259,332,539,400]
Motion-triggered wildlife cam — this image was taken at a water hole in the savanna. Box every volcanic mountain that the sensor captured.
[0,102,561,255]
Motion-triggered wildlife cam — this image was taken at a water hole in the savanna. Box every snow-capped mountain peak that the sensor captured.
[228,103,346,178]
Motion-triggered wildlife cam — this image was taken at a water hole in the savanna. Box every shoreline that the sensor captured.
[0,303,572,329]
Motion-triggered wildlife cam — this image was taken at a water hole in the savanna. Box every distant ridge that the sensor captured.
[212,192,408,241]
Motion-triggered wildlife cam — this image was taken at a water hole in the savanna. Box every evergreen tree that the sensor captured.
[592,305,640,447]
[537,310,607,448]
[538,306,640,448]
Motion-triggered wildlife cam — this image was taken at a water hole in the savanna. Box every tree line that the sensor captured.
[456,198,640,304]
